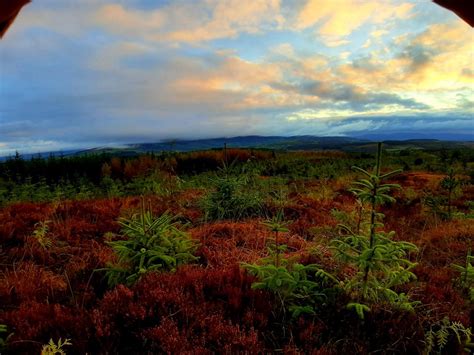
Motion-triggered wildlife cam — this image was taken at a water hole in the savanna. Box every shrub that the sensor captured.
[0,324,11,352]
[41,338,72,355]
[92,266,269,353]
[425,317,473,354]
[243,257,338,318]
[200,173,264,221]
[3,302,91,354]
[243,213,339,318]
[423,194,447,223]
[440,169,460,219]
[452,249,474,302]
[32,220,53,249]
[0,262,67,304]
[100,206,198,287]
[191,220,309,268]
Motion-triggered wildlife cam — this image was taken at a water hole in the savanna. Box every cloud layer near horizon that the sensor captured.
[0,0,473,155]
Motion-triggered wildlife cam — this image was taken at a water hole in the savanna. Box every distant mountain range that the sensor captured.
[2,135,473,161]
[90,136,370,154]
[354,132,474,141]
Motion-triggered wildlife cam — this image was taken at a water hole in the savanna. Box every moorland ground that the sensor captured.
[0,145,473,354]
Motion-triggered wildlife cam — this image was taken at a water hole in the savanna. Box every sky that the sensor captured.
[0,0,473,155]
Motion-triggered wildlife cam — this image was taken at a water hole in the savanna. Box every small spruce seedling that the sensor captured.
[261,209,290,267]
[243,211,338,318]
[99,200,198,287]
[440,168,459,219]
[331,143,419,318]
[452,249,474,302]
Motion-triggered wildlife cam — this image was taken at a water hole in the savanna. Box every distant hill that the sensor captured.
[75,136,473,155]
[127,136,369,152]
[2,135,473,161]
[355,132,474,141]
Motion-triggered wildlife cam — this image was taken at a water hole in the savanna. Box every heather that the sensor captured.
[0,145,473,354]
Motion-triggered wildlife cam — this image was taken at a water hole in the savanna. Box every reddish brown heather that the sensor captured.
[191,221,311,267]
[0,177,472,353]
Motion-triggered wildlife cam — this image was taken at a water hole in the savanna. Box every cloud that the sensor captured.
[395,21,474,80]
[271,43,296,58]
[362,39,372,49]
[350,55,384,73]
[89,41,158,70]
[335,19,473,104]
[398,43,439,73]
[15,0,415,47]
[321,37,350,47]
[95,4,166,37]
[370,29,389,38]
[268,78,428,111]
[277,113,474,139]
[94,0,284,43]
[295,0,413,43]
[1,0,473,155]
[461,68,474,78]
